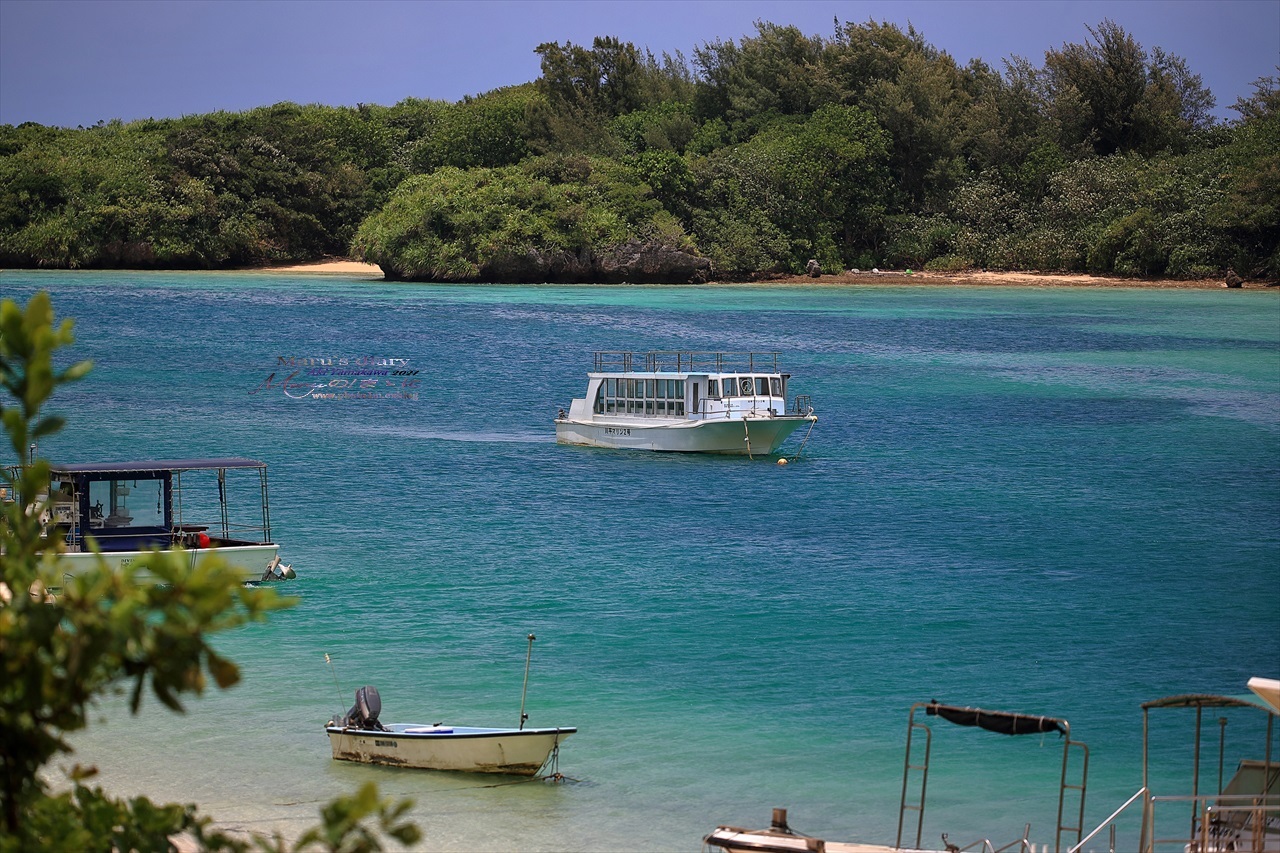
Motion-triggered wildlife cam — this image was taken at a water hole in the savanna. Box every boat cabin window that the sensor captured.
[708,379,720,397]
[88,477,165,529]
[594,376,685,416]
[716,376,780,397]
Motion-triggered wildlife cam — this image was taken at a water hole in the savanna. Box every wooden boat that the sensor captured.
[9,457,295,585]
[1075,678,1278,853]
[325,685,575,776]
[704,701,1088,853]
[555,351,816,455]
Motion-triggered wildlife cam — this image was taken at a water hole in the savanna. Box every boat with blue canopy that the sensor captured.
[11,457,295,584]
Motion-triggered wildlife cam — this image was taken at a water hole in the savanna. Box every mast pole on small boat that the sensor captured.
[519,633,535,730]
[326,653,344,717]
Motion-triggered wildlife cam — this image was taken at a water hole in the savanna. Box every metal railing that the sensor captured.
[1077,790,1280,853]
[593,351,784,374]
[942,824,1033,853]
[1148,793,1279,853]
[1070,787,1147,853]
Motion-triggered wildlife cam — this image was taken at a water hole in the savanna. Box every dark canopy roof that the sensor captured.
[50,458,266,475]
[926,701,1067,736]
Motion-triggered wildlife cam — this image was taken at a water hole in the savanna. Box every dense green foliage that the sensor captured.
[0,294,421,850]
[356,156,692,281]
[1,19,1276,279]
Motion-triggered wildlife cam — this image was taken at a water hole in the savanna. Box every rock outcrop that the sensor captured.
[597,240,711,283]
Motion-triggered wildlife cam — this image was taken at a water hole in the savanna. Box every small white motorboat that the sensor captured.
[325,685,575,776]
[555,351,817,455]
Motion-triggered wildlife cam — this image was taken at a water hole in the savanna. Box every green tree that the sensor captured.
[352,158,694,282]
[1218,74,1280,277]
[691,105,890,273]
[408,86,538,172]
[1042,20,1215,156]
[0,293,420,851]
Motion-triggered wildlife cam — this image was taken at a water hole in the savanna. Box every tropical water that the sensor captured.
[3,270,1278,852]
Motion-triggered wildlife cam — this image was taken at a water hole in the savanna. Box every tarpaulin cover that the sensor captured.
[926,701,1066,736]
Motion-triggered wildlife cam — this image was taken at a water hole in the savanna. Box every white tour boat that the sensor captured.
[14,457,295,585]
[555,351,817,455]
[325,685,575,776]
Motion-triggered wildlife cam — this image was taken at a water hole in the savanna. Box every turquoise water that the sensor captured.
[4,270,1279,852]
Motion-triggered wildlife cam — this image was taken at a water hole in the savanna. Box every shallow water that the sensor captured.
[4,270,1279,851]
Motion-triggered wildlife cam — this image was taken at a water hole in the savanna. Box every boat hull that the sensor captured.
[705,826,913,852]
[555,415,814,454]
[53,543,281,585]
[326,724,575,775]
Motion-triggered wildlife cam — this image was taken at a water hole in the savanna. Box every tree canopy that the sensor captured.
[1,19,1275,280]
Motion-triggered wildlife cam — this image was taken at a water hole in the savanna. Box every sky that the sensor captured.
[1,0,1277,128]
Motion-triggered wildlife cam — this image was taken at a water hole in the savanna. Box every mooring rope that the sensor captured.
[787,418,817,463]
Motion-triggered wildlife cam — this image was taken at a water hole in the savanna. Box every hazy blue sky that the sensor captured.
[1,0,1276,127]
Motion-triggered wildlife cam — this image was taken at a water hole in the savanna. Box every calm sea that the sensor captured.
[3,270,1278,852]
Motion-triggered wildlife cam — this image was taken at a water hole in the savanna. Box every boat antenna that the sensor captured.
[326,653,345,717]
[519,633,536,730]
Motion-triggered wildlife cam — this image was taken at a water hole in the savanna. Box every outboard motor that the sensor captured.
[343,685,387,731]
[261,555,296,582]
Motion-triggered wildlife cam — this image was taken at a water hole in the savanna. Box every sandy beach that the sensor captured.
[248,258,386,276]
[765,269,1267,289]
[247,258,1273,289]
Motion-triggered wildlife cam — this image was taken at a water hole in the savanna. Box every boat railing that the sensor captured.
[75,520,270,550]
[1069,787,1147,853]
[593,351,784,374]
[941,823,1033,853]
[1142,793,1280,853]
[791,395,813,416]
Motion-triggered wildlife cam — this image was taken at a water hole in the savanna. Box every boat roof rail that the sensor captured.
[1140,692,1280,714]
[48,458,268,475]
[592,351,785,374]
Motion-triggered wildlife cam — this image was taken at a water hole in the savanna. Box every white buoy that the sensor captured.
[777,457,788,465]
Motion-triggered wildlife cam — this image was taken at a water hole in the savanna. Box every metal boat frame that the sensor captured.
[897,702,1089,853]
[1072,688,1278,853]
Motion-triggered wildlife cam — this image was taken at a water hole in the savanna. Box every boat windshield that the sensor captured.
[718,376,781,397]
[89,477,165,530]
